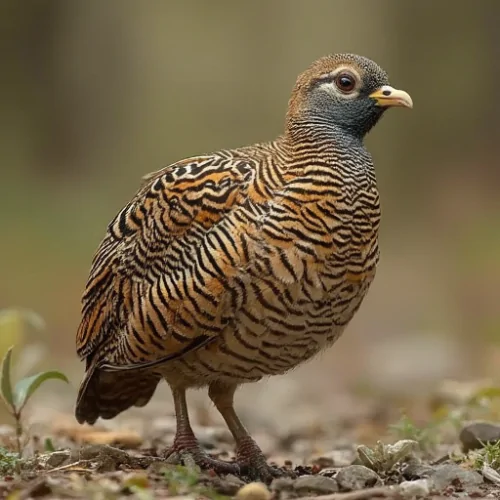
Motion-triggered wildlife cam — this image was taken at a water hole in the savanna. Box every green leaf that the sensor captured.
[13,370,69,411]
[0,347,15,410]
[44,437,55,453]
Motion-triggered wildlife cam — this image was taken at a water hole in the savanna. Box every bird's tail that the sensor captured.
[75,358,162,425]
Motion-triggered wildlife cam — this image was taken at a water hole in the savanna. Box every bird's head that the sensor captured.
[286,53,413,140]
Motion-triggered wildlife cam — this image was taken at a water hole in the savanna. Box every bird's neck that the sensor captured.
[282,116,372,173]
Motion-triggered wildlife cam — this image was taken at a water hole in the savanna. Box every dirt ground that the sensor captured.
[2,376,500,499]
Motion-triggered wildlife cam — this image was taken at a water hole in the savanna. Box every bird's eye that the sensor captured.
[334,73,356,93]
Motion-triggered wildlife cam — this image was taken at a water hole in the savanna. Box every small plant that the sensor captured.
[0,447,20,475]
[0,346,69,459]
[357,439,419,473]
[470,440,500,471]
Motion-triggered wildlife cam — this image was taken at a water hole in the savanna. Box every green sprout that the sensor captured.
[471,439,500,471]
[0,346,69,459]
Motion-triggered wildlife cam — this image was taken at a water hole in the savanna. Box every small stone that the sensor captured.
[402,462,435,479]
[399,479,431,498]
[459,421,500,452]
[404,462,483,492]
[336,465,382,491]
[270,477,295,492]
[46,450,70,468]
[430,464,483,492]
[236,482,271,500]
[482,464,500,485]
[293,475,339,494]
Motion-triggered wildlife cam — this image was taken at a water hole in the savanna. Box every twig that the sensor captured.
[295,486,402,500]
[47,460,91,473]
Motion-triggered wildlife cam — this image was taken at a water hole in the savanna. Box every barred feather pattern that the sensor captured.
[74,51,394,425]
[75,121,380,423]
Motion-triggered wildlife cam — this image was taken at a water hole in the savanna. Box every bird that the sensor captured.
[75,53,412,481]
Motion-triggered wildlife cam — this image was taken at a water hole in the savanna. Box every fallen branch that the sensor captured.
[295,486,401,500]
[47,460,91,473]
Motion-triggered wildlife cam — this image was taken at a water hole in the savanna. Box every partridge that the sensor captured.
[75,53,412,480]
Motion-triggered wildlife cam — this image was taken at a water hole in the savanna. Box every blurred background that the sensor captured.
[1,0,499,437]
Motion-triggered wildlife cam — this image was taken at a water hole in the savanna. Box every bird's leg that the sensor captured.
[208,382,283,482]
[163,387,240,475]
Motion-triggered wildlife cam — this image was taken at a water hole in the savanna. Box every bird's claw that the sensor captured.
[163,435,288,483]
[240,464,285,483]
[235,437,287,483]
[162,445,240,476]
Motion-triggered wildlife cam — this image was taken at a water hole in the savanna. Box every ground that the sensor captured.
[2,379,500,499]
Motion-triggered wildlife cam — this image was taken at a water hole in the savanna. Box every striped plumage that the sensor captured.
[75,53,412,480]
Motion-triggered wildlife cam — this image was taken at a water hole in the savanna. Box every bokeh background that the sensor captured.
[1,0,499,435]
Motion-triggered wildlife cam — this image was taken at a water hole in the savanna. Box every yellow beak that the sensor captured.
[369,85,413,109]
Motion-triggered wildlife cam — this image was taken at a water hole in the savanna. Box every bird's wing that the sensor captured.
[76,153,258,370]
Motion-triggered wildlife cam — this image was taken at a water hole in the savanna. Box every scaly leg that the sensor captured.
[163,386,240,475]
[208,382,283,482]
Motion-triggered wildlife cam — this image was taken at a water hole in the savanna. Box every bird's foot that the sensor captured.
[236,436,285,483]
[163,439,240,476]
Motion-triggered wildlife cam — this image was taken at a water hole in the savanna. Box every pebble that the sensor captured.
[398,478,431,498]
[403,461,483,493]
[459,421,500,452]
[293,474,339,494]
[270,477,295,493]
[402,462,435,479]
[429,463,483,492]
[236,482,271,500]
[335,465,382,491]
[45,450,70,468]
[481,464,500,486]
